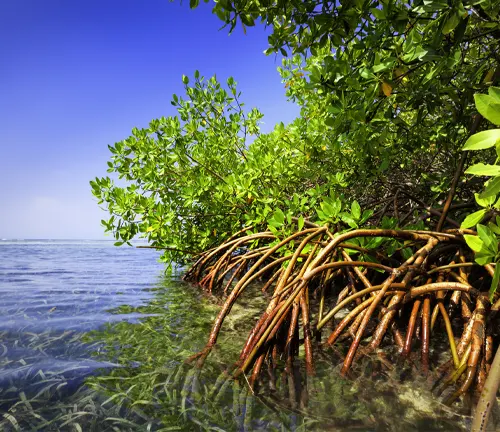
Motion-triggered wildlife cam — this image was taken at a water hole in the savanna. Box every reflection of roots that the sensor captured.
[183,225,498,408]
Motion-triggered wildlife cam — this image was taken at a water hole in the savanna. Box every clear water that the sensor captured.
[0,240,473,431]
[0,240,165,333]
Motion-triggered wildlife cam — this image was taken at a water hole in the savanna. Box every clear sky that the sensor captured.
[0,0,299,239]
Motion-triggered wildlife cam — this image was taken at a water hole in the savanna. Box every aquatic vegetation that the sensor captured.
[0,278,471,431]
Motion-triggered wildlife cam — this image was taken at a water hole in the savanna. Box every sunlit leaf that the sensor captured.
[463,129,500,150]
[475,94,500,126]
[465,163,500,176]
[463,234,484,253]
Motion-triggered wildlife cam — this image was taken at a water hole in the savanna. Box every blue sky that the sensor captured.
[0,0,299,239]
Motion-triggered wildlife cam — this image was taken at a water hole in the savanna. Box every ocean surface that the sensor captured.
[0,240,170,430]
[0,239,165,334]
[0,240,474,431]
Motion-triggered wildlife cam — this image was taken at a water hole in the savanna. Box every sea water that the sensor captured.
[0,240,471,431]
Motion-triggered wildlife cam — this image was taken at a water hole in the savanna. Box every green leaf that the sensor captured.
[274,208,285,225]
[489,264,500,302]
[489,87,500,103]
[351,200,361,220]
[475,251,495,266]
[464,234,484,252]
[488,222,500,235]
[401,247,413,261]
[372,59,395,73]
[316,208,327,221]
[461,209,487,228]
[321,201,335,218]
[240,14,255,26]
[182,75,189,85]
[267,217,282,228]
[475,94,500,126]
[189,0,200,7]
[479,176,500,199]
[339,212,358,228]
[465,163,500,176]
[297,215,304,231]
[477,224,498,254]
[370,8,385,20]
[475,192,496,208]
[360,209,374,224]
[442,12,460,35]
[463,129,500,150]
[360,67,375,80]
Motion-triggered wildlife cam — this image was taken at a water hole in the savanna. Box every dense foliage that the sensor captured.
[91,0,500,264]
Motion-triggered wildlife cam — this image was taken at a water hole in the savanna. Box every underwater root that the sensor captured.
[183,224,499,423]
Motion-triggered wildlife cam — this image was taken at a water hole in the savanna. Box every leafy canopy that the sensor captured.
[92,0,500,266]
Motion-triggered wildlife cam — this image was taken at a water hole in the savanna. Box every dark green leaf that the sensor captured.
[489,264,500,302]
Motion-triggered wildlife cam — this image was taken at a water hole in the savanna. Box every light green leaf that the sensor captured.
[298,215,304,231]
[465,163,500,176]
[316,208,327,221]
[351,200,361,220]
[479,176,500,199]
[321,201,337,218]
[273,208,285,225]
[477,224,498,254]
[475,94,500,126]
[464,234,484,252]
[267,217,281,228]
[461,209,486,228]
[463,129,500,150]
[489,87,500,103]
[182,75,189,85]
[475,192,496,208]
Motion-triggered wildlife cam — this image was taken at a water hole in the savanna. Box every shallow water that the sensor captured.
[0,240,473,431]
